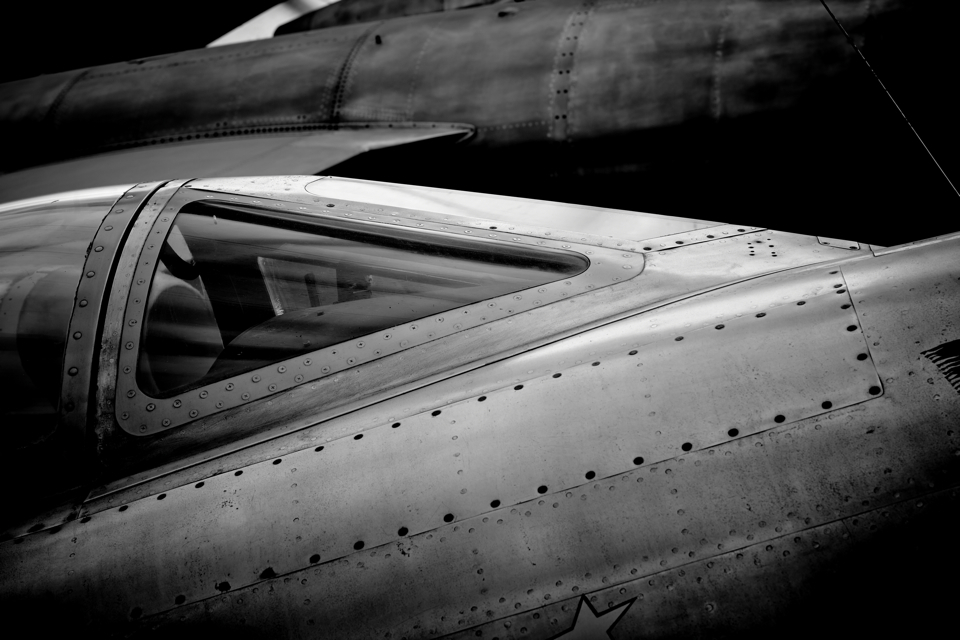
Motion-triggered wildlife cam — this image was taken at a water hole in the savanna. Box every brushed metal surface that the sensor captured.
[305,176,718,241]
[2,224,957,639]
[94,181,191,451]
[0,0,887,168]
[89,222,866,503]
[1,241,895,628]
[59,182,163,441]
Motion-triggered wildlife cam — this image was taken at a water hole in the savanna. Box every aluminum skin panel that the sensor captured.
[0,124,473,203]
[86,179,867,499]
[0,1,894,166]
[59,182,164,442]
[94,180,191,454]
[0,244,897,635]
[305,176,718,242]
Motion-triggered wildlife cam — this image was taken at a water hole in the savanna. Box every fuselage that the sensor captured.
[1,176,957,638]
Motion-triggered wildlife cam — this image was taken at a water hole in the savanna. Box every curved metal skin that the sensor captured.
[275,0,500,35]
[0,1,898,173]
[0,175,957,639]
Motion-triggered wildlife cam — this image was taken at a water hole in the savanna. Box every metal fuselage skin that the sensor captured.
[0,0,908,211]
[0,176,957,638]
[3,0,883,165]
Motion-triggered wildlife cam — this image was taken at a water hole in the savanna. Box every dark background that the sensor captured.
[0,0,956,246]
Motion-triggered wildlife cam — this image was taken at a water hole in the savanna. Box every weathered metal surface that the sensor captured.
[59,182,163,441]
[89,223,865,502]
[0,240,884,621]
[305,176,719,241]
[0,0,888,168]
[93,181,190,454]
[0,172,957,638]
[0,185,134,539]
[275,0,499,34]
[817,236,861,250]
[3,232,956,638]
[0,124,473,203]
[85,178,869,490]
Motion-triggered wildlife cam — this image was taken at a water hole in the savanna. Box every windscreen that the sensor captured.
[137,202,588,397]
[0,187,126,443]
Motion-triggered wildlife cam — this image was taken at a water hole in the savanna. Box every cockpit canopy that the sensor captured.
[0,186,127,444]
[137,201,589,397]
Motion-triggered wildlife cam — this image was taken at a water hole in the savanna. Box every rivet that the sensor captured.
[199,390,208,398]
[252,375,261,383]
[172,399,182,408]
[94,246,103,252]
[78,300,88,307]
[303,359,312,366]
[146,403,156,411]
[120,412,129,420]
[104,226,113,231]
[115,209,124,214]
[125,342,134,350]
[85,271,95,278]
[67,367,79,376]
[189,410,199,418]
[73,332,82,339]
[139,425,147,433]
[126,390,136,398]
[162,419,171,427]
[295,374,303,382]
[128,319,137,326]
[241,393,250,400]
[278,365,286,373]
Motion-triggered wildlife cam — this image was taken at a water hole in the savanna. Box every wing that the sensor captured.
[0,122,472,203]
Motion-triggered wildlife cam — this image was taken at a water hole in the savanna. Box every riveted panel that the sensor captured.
[97,375,959,638]
[94,181,190,447]
[87,225,869,506]
[50,261,876,620]
[59,182,163,439]
[114,185,647,435]
[8,238,959,635]
[547,0,598,142]
[443,488,960,640]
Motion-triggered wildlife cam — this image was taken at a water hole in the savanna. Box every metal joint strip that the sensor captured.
[638,223,764,251]
[203,176,652,253]
[94,180,191,449]
[59,182,165,440]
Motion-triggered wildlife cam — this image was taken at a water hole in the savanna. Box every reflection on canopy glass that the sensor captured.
[0,188,124,443]
[138,202,588,397]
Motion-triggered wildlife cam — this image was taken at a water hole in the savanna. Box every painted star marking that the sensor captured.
[548,595,636,639]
